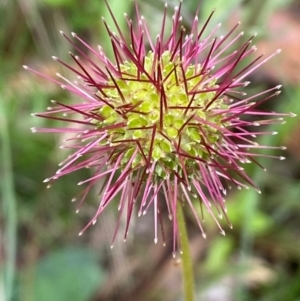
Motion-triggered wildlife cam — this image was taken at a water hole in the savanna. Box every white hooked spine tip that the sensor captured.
[52,56,58,60]
[154,238,158,244]
[279,156,285,160]
[76,209,80,213]
[165,2,168,8]
[272,131,278,135]
[60,30,65,35]
[78,231,83,236]
[256,188,261,194]
[172,252,176,258]
[23,65,29,69]
[51,100,57,104]
[92,219,97,225]
[276,49,282,54]
[43,178,50,183]
[71,198,76,202]
[110,245,114,249]
[202,233,207,239]
[281,146,287,150]
[71,32,77,37]
[290,112,297,117]
[220,230,226,236]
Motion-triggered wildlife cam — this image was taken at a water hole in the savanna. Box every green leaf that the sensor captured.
[30,247,105,301]
[205,237,234,273]
[227,189,273,235]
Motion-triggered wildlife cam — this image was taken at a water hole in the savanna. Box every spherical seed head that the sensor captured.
[27,0,291,252]
[96,50,228,179]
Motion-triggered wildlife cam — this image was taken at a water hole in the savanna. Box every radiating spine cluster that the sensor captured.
[25,0,295,255]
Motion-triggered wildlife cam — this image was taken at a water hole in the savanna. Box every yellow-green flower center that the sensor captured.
[94,51,229,179]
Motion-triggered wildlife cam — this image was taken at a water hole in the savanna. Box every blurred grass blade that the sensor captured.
[0,99,17,301]
[98,0,132,55]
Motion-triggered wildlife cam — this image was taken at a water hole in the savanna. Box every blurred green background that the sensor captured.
[1,0,300,300]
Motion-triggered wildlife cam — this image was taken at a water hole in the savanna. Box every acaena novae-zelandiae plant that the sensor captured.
[24,0,295,255]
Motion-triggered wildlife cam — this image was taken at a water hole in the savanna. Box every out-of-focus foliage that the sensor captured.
[20,247,105,301]
[1,0,300,301]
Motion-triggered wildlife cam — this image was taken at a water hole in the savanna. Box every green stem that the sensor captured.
[177,201,194,301]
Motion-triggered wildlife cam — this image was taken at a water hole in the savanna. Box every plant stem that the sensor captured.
[177,201,194,301]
